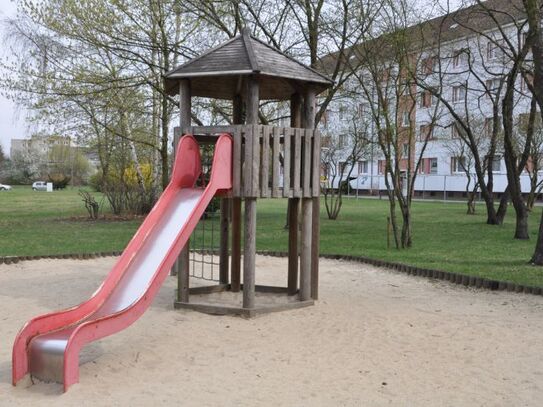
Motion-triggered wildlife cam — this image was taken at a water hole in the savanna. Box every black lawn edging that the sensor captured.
[255,250,543,297]
[0,250,541,297]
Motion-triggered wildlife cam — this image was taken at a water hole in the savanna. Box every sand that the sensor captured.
[0,255,542,406]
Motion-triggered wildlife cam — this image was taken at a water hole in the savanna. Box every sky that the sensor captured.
[0,0,24,157]
[0,0,465,157]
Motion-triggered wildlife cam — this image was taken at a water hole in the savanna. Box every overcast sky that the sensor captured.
[0,0,464,157]
[0,0,23,156]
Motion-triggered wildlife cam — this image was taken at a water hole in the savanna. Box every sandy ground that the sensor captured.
[0,256,542,407]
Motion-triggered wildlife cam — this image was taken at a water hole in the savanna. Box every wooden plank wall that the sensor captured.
[185,125,320,199]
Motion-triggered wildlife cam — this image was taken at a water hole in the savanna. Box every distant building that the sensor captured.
[10,134,72,158]
[322,0,540,198]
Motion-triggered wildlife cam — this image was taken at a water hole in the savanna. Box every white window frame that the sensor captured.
[401,111,410,127]
[452,156,466,173]
[358,160,368,174]
[452,84,466,103]
[429,158,438,174]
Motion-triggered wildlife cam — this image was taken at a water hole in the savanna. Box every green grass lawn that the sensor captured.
[1,186,542,287]
[0,186,141,256]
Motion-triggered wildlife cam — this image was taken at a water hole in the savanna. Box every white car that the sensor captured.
[32,181,48,191]
[0,183,12,191]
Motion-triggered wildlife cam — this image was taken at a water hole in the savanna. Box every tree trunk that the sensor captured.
[514,204,530,240]
[495,187,509,224]
[467,191,476,215]
[531,208,543,264]
[400,205,412,248]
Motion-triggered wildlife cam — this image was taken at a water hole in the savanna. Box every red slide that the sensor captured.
[12,134,232,392]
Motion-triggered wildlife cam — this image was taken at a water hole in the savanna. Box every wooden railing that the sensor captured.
[177,125,321,199]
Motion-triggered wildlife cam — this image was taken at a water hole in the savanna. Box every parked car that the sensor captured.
[32,181,48,191]
[0,183,11,191]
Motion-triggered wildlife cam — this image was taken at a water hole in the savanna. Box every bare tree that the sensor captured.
[321,107,370,219]
[521,0,543,262]
[344,0,442,249]
[444,123,482,214]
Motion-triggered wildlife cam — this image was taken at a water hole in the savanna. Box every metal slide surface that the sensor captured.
[12,134,232,391]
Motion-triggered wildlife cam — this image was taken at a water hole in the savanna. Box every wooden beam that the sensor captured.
[311,197,320,300]
[231,198,242,292]
[243,198,256,309]
[287,92,302,294]
[287,198,299,295]
[261,126,270,198]
[303,87,317,301]
[300,198,312,301]
[231,94,243,292]
[177,79,192,302]
[243,75,259,309]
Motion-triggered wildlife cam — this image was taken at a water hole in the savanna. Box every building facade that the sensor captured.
[322,0,540,198]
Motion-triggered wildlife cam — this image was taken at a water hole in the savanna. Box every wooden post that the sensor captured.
[178,79,191,303]
[230,94,243,292]
[287,93,302,295]
[300,199,312,301]
[219,198,230,284]
[300,87,316,301]
[243,75,259,309]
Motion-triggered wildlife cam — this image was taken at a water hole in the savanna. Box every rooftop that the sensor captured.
[164,29,333,100]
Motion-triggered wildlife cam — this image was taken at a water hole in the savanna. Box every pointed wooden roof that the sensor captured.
[164,29,333,100]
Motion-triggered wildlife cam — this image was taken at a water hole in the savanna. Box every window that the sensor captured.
[421,56,438,74]
[338,105,345,120]
[402,143,409,157]
[357,103,367,117]
[485,78,502,96]
[484,117,493,137]
[421,158,438,174]
[401,111,410,127]
[520,31,528,48]
[521,73,534,93]
[338,134,348,148]
[452,84,466,102]
[452,49,468,68]
[518,112,542,133]
[338,161,347,174]
[420,90,435,108]
[486,40,505,60]
[419,124,433,141]
[484,117,502,137]
[377,160,386,175]
[429,158,438,174]
[486,155,501,172]
[321,109,331,127]
[358,160,368,174]
[451,156,466,173]
[451,122,462,139]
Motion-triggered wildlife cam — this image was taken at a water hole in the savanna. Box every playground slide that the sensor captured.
[12,134,232,392]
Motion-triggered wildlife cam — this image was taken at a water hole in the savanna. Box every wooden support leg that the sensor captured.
[287,198,299,295]
[178,241,190,303]
[219,198,230,284]
[231,198,242,292]
[300,198,312,301]
[171,259,179,276]
[311,197,320,300]
[243,198,256,309]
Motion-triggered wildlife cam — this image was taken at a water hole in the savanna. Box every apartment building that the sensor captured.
[322,0,540,198]
[10,134,72,158]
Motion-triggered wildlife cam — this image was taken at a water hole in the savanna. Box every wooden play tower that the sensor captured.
[164,29,333,317]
